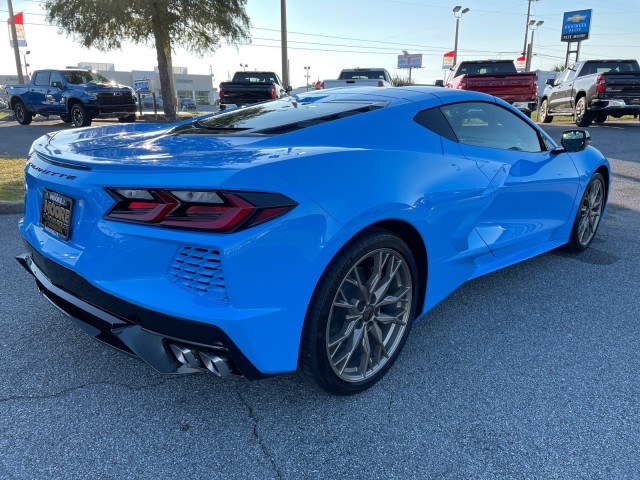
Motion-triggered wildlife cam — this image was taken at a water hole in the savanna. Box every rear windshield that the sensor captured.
[232,73,279,83]
[454,62,516,77]
[192,98,386,134]
[339,71,387,80]
[578,61,640,76]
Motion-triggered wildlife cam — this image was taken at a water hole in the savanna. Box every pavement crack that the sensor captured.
[235,384,283,480]
[0,377,176,403]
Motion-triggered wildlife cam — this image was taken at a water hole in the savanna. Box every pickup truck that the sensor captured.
[538,59,640,127]
[6,69,136,127]
[445,60,538,116]
[321,68,393,89]
[218,71,291,110]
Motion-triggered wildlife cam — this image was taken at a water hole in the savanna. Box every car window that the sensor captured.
[50,72,65,86]
[33,71,50,87]
[440,102,543,152]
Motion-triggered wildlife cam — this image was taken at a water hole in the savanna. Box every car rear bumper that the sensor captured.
[16,247,270,380]
[590,98,640,114]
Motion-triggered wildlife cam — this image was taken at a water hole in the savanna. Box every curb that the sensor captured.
[0,201,23,214]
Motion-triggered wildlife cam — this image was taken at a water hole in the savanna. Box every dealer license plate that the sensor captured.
[40,190,73,240]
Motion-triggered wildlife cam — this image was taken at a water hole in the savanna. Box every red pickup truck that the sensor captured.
[445,60,538,116]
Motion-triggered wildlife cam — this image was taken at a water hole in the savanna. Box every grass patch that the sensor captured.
[0,158,26,202]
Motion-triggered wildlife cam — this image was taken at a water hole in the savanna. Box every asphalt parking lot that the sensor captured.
[1,119,639,478]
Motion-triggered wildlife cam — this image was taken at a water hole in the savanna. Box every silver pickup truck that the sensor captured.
[321,68,393,89]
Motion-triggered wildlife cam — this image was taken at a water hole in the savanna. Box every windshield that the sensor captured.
[64,71,112,85]
[194,97,387,134]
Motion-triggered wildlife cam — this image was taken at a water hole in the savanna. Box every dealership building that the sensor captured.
[1,62,218,105]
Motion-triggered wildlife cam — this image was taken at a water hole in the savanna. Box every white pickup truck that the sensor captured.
[321,68,393,89]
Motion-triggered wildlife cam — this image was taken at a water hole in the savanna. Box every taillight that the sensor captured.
[319,82,324,89]
[105,188,297,233]
[270,84,277,99]
[457,78,466,90]
[596,74,606,93]
[377,81,384,87]
[218,83,224,99]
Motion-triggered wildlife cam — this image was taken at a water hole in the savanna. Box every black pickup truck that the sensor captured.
[539,59,640,127]
[218,71,291,110]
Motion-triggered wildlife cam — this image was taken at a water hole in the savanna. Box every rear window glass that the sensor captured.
[193,98,386,134]
[578,61,640,76]
[454,62,516,78]
[339,71,387,80]
[232,73,278,83]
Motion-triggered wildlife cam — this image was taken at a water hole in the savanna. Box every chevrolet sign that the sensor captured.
[561,9,592,42]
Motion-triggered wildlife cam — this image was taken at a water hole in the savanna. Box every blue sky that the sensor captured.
[2,0,639,86]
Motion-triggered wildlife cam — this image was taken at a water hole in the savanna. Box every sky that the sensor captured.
[2,0,639,87]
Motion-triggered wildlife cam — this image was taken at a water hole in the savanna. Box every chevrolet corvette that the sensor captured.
[17,87,610,394]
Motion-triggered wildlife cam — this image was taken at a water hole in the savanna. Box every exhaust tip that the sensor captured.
[199,351,231,377]
[169,343,201,369]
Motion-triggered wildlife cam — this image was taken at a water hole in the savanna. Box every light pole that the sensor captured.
[525,20,544,71]
[452,6,470,67]
[22,50,30,81]
[522,0,539,56]
[304,66,311,91]
[240,63,248,72]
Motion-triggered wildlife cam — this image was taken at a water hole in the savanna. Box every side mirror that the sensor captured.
[286,86,293,93]
[434,79,444,87]
[52,81,63,89]
[546,78,555,86]
[560,129,591,152]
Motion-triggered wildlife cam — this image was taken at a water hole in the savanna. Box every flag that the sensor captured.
[7,11,28,48]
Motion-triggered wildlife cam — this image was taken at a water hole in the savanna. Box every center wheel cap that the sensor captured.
[362,306,374,322]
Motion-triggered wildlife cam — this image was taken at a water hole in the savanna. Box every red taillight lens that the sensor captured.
[596,74,606,93]
[105,189,297,233]
[377,81,384,87]
[270,84,277,99]
[457,78,466,90]
[319,82,324,89]
[218,83,224,99]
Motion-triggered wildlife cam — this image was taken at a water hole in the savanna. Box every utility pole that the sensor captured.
[7,0,25,84]
[522,0,538,56]
[280,0,289,88]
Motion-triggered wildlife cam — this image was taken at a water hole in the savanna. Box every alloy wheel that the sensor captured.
[577,177,604,247]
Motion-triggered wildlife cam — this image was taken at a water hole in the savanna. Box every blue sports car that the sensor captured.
[17,87,609,395]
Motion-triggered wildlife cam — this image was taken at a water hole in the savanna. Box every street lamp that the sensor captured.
[522,0,540,56]
[22,50,30,81]
[304,66,311,91]
[525,20,544,71]
[240,63,248,72]
[452,6,470,67]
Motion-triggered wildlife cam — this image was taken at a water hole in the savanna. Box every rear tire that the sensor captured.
[574,97,593,127]
[70,104,92,127]
[565,173,605,252]
[298,228,419,395]
[118,114,137,123]
[14,101,32,125]
[538,99,552,123]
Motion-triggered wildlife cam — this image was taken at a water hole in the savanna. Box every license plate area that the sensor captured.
[40,190,73,240]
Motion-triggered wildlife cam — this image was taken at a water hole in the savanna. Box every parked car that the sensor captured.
[218,71,290,110]
[5,69,136,127]
[17,87,610,395]
[445,60,538,116]
[539,59,640,126]
[321,68,393,89]
[181,98,197,110]
[140,94,163,110]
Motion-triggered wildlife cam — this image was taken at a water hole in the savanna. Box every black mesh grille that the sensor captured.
[97,92,134,106]
[169,246,227,301]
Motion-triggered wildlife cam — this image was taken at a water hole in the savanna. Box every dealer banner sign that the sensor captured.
[561,9,592,42]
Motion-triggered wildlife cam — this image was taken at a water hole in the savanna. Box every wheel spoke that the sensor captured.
[375,286,410,308]
[369,322,389,360]
[365,251,389,297]
[371,256,404,304]
[332,289,359,314]
[376,309,408,325]
[356,329,372,377]
[328,318,359,352]
[333,324,364,374]
[344,266,369,303]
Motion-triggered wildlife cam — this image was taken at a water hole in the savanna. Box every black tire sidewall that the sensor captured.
[71,104,90,127]
[566,172,605,252]
[298,228,419,395]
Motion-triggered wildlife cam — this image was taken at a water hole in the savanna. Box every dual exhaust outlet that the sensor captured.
[169,343,232,377]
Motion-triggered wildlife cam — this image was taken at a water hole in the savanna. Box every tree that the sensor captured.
[391,73,415,87]
[44,0,250,117]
